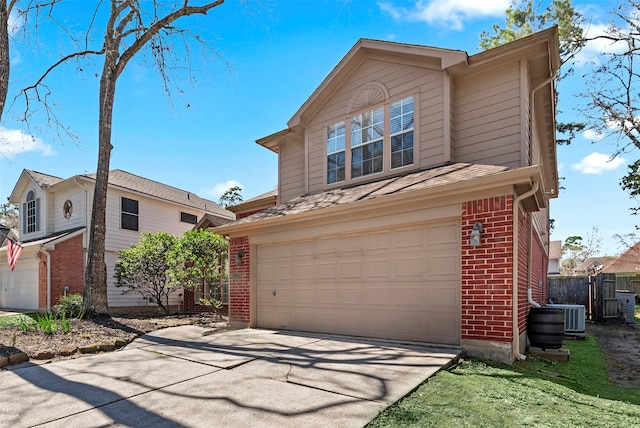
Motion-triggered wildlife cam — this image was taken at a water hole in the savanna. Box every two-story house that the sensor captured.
[0,169,234,312]
[215,27,560,364]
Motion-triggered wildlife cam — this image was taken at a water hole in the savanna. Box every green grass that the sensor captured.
[368,336,640,427]
[0,313,36,329]
[635,305,639,322]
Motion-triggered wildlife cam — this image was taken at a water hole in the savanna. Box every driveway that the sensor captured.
[1,326,459,427]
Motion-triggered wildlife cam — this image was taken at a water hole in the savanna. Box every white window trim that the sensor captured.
[324,91,418,187]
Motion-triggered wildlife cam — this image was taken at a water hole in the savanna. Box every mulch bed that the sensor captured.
[0,313,228,367]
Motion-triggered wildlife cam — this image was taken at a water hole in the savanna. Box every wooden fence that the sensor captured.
[548,273,626,322]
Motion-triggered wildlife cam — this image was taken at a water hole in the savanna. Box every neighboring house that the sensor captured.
[0,224,18,247]
[572,256,617,276]
[215,28,560,364]
[0,169,234,312]
[603,242,640,276]
[548,240,561,276]
[185,189,278,313]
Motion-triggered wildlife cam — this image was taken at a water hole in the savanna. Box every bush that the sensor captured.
[52,293,83,319]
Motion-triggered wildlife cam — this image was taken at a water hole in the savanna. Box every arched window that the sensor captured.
[24,190,40,234]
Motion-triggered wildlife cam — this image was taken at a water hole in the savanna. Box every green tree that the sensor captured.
[479,0,586,145]
[20,1,227,316]
[560,227,602,275]
[219,185,243,208]
[170,229,228,312]
[114,232,179,314]
[0,201,18,228]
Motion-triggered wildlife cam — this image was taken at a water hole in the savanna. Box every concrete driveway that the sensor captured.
[1,326,459,427]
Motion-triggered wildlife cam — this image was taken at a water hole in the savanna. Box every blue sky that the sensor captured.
[0,0,635,255]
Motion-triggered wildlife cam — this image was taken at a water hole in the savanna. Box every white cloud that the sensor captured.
[202,179,242,200]
[0,128,54,157]
[7,10,21,36]
[378,0,510,30]
[575,22,628,66]
[571,152,625,175]
[583,128,605,141]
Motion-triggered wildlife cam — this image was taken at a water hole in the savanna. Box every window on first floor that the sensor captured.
[121,197,139,231]
[327,95,415,184]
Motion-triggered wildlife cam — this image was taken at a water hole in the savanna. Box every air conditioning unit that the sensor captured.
[546,304,586,336]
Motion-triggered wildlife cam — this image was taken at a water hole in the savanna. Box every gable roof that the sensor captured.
[227,189,278,214]
[25,170,64,187]
[80,170,234,219]
[603,242,640,274]
[10,169,233,219]
[573,256,618,275]
[215,162,543,235]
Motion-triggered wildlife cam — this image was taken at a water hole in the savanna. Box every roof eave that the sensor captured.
[215,166,543,236]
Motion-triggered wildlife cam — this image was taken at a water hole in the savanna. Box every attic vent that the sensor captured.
[347,82,389,114]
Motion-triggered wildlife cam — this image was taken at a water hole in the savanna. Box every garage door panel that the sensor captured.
[426,252,460,276]
[256,220,460,345]
[429,223,459,245]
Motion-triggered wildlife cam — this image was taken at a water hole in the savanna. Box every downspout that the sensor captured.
[527,217,541,308]
[512,180,539,361]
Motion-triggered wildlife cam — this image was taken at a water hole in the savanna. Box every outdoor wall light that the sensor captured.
[470,222,483,246]
[235,249,245,266]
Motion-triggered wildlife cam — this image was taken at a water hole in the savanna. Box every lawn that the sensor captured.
[368,335,640,427]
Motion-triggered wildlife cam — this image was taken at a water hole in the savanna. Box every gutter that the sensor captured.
[512,180,539,361]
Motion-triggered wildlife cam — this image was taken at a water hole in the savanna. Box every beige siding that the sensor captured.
[279,138,306,202]
[50,185,86,232]
[453,61,522,167]
[306,58,444,195]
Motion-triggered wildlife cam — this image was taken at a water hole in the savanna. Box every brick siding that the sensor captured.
[228,209,262,325]
[49,235,85,305]
[461,196,514,342]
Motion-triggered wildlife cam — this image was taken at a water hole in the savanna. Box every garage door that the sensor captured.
[256,221,460,345]
[1,258,39,310]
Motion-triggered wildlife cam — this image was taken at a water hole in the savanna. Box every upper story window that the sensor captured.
[121,197,139,231]
[24,190,40,234]
[326,95,414,185]
[390,96,415,169]
[180,212,198,225]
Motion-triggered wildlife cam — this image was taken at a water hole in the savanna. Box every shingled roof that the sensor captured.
[81,170,234,219]
[219,162,510,229]
[603,242,640,274]
[25,170,64,187]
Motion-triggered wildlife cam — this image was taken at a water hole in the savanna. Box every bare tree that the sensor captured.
[581,0,640,214]
[24,0,226,316]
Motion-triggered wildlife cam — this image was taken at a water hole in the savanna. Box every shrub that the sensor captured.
[53,293,83,319]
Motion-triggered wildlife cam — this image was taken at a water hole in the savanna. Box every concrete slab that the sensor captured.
[41,368,385,428]
[0,328,459,428]
[0,349,219,427]
[233,337,458,403]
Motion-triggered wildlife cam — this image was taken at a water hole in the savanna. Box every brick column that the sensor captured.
[461,196,514,362]
[229,236,250,326]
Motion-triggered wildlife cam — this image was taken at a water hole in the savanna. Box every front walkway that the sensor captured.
[1,326,459,427]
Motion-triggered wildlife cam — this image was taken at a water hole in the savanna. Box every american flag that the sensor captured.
[7,239,24,271]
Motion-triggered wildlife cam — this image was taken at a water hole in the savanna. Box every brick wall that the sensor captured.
[49,235,85,306]
[37,251,47,310]
[461,196,514,342]
[228,209,261,325]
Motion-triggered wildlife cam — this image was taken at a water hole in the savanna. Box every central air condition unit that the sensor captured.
[546,304,586,336]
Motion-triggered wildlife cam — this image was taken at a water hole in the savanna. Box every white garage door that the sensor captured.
[1,259,39,310]
[256,221,460,345]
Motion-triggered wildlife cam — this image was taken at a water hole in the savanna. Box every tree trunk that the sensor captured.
[0,2,10,123]
[83,49,118,317]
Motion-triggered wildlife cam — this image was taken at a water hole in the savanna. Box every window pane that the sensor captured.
[181,212,198,224]
[122,213,139,231]
[327,152,345,184]
[327,121,345,154]
[122,197,138,214]
[352,106,384,148]
[390,96,414,170]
